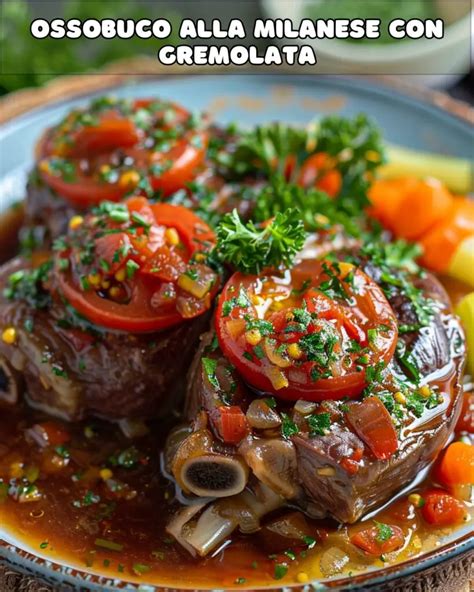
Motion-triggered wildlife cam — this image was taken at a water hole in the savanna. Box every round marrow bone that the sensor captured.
[181,454,249,498]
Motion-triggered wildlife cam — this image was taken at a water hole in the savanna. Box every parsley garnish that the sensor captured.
[374,521,393,543]
[213,208,306,274]
[307,412,331,436]
[202,357,219,389]
[281,413,299,438]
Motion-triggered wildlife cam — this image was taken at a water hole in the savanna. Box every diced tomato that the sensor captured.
[421,489,467,526]
[345,396,398,460]
[436,441,474,488]
[351,524,405,555]
[34,421,71,447]
[298,152,342,197]
[215,406,249,445]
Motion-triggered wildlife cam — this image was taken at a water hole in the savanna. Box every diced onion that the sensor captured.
[319,546,350,577]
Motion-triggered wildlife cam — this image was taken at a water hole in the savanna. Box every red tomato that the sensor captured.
[351,524,405,555]
[38,98,207,207]
[421,489,467,526]
[345,396,398,460]
[64,117,140,158]
[215,260,398,401]
[55,199,217,333]
[149,133,208,196]
[215,406,250,444]
[34,421,71,447]
[40,172,126,208]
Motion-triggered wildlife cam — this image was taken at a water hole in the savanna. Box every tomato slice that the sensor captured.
[65,117,140,158]
[215,260,398,401]
[55,199,218,333]
[40,172,126,208]
[38,98,207,207]
[149,133,208,196]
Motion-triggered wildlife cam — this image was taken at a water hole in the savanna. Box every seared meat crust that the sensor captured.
[0,257,209,421]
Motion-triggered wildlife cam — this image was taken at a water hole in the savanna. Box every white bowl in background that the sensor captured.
[261,0,473,88]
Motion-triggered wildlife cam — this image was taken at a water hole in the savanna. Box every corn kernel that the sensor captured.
[315,213,329,226]
[87,273,101,287]
[408,493,424,508]
[100,468,113,481]
[194,253,206,262]
[100,164,111,175]
[10,462,24,479]
[101,280,111,290]
[245,329,262,346]
[296,572,309,584]
[2,327,17,345]
[338,262,354,279]
[38,159,50,174]
[288,343,303,360]
[365,150,380,162]
[165,228,180,246]
[69,215,84,230]
[119,170,140,189]
[419,385,431,398]
[394,391,406,405]
[109,286,122,299]
[251,295,265,306]
[115,268,126,282]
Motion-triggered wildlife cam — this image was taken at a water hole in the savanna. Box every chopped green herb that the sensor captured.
[307,412,331,436]
[202,357,220,389]
[281,413,299,438]
[94,538,124,552]
[374,521,393,543]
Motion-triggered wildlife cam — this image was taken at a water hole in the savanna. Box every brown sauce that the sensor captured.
[0,206,472,588]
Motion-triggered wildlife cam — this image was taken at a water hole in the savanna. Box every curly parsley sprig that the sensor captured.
[253,175,364,236]
[214,114,385,209]
[212,208,307,275]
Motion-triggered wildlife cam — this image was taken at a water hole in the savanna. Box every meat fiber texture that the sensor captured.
[178,269,465,524]
[0,257,210,421]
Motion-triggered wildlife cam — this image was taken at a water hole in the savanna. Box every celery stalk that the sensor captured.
[379,144,473,194]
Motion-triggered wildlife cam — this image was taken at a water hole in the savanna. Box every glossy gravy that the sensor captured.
[0,207,472,589]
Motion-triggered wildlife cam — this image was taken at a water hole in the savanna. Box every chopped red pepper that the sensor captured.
[351,523,405,555]
[215,406,249,445]
[421,489,467,526]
